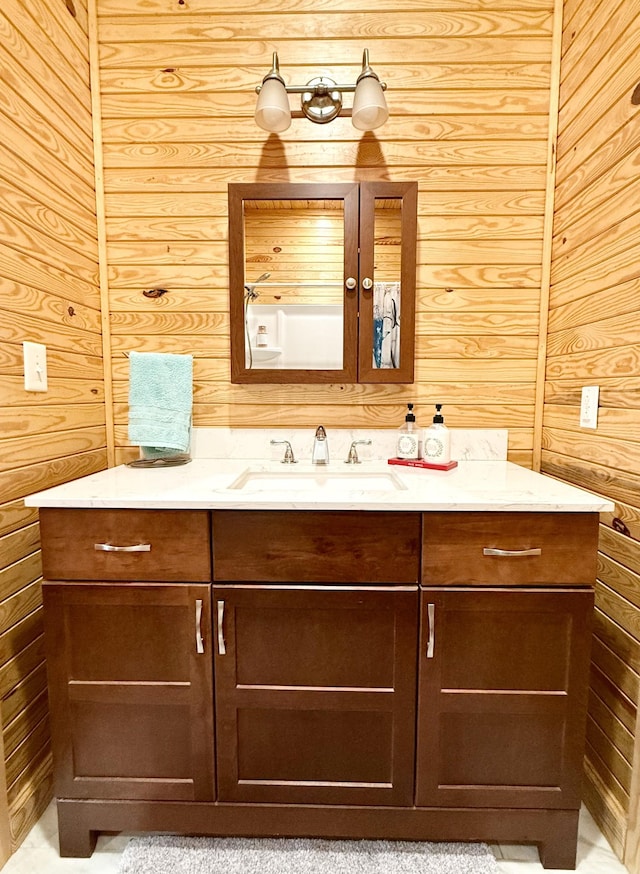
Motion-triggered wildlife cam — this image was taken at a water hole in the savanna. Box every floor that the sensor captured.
[0,802,629,874]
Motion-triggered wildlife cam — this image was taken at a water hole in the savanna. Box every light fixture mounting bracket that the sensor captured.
[300,77,343,124]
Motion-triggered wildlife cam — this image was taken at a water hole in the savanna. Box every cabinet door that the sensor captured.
[416,587,593,809]
[214,586,418,806]
[229,182,360,384]
[358,181,417,384]
[43,583,215,801]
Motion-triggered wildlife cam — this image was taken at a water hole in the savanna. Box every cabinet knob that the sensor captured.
[345,277,357,290]
[362,277,373,290]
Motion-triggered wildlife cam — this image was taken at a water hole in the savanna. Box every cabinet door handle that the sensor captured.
[195,599,205,654]
[217,600,226,655]
[94,542,151,552]
[426,602,435,659]
[483,547,542,557]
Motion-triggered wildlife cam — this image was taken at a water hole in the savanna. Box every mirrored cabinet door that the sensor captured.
[358,182,417,384]
[228,181,417,384]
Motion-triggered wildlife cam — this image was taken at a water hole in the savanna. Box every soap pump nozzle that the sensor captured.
[433,403,444,424]
[312,425,329,465]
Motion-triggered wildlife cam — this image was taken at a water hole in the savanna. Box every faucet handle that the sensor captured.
[345,439,372,464]
[270,439,297,464]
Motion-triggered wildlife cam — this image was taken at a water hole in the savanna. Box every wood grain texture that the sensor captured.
[99,0,555,13]
[0,0,103,856]
[591,663,637,734]
[583,755,627,859]
[588,688,634,766]
[591,625,639,709]
[548,5,640,855]
[95,2,553,455]
[7,0,639,864]
[212,511,421,583]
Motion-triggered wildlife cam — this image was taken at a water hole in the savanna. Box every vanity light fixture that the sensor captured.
[254,49,388,133]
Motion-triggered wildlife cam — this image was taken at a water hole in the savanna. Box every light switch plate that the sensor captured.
[23,341,48,392]
[580,385,599,429]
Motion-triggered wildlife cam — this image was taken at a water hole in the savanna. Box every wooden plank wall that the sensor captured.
[544,0,640,868]
[244,206,345,306]
[0,0,105,855]
[243,205,401,308]
[95,0,557,468]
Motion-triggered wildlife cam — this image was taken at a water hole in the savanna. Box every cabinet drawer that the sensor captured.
[213,510,421,583]
[422,512,599,586]
[39,509,211,582]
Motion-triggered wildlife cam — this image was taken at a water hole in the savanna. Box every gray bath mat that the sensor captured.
[119,835,500,874]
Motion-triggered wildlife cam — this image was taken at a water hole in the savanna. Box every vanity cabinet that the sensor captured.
[37,506,599,869]
[228,181,417,384]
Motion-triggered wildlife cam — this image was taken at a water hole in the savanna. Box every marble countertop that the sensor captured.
[24,458,613,513]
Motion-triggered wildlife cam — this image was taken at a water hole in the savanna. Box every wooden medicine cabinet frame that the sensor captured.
[228,181,417,384]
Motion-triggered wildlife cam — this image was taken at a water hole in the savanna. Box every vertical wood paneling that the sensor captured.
[0,0,104,857]
[94,0,556,465]
[545,0,640,869]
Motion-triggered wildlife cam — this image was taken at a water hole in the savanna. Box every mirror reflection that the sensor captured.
[372,199,402,369]
[242,199,346,370]
[229,180,417,384]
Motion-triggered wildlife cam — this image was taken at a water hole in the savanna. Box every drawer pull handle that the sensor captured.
[195,599,205,654]
[217,600,226,656]
[483,547,542,557]
[94,542,151,552]
[426,602,435,659]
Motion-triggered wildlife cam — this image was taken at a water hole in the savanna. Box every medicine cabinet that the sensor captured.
[228,181,417,384]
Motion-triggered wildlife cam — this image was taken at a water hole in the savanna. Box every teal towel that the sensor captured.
[128,352,193,457]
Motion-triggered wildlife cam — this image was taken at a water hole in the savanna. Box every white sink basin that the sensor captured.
[228,468,407,493]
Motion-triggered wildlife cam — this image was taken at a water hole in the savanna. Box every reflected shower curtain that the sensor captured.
[373,281,400,368]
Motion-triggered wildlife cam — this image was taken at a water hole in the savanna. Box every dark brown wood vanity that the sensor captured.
[38,506,599,869]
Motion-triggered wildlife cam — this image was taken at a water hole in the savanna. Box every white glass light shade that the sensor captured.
[351,76,388,131]
[255,78,291,132]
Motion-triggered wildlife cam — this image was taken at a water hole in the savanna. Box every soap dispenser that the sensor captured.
[312,425,329,465]
[396,403,420,459]
[422,403,451,464]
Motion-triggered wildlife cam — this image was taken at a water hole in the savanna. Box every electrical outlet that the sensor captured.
[23,341,48,392]
[580,385,599,429]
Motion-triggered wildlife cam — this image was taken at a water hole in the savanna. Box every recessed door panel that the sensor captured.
[416,587,593,809]
[215,586,418,806]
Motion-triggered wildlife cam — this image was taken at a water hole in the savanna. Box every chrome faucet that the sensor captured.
[345,439,372,464]
[270,439,296,463]
[311,425,329,465]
